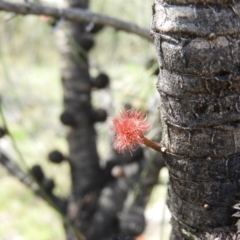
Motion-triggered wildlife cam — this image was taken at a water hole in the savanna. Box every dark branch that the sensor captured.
[0,151,67,214]
[0,0,151,41]
[0,151,38,191]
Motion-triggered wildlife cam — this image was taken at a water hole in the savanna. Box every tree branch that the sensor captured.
[0,151,38,191]
[0,151,67,214]
[0,0,151,41]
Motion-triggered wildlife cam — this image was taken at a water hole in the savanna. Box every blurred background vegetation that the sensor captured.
[0,0,170,239]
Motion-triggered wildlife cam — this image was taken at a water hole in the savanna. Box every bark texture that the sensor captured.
[151,0,240,238]
[56,0,105,239]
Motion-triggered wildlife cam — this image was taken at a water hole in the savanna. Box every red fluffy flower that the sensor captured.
[111,110,150,154]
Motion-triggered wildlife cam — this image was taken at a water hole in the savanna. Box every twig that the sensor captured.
[0,151,85,240]
[0,151,38,191]
[0,149,86,240]
[0,150,62,210]
[0,0,151,41]
[0,100,30,169]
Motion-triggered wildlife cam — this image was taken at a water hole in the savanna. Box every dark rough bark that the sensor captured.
[56,0,104,238]
[151,0,240,239]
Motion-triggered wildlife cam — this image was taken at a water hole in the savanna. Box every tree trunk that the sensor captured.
[151,0,240,238]
[56,0,105,239]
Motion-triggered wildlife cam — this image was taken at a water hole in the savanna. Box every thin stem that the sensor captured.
[0,100,28,168]
[143,136,162,152]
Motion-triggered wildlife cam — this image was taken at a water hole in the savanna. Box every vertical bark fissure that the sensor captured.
[152,0,240,238]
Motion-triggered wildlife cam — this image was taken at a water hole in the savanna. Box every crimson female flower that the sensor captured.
[111,110,150,154]
[111,110,164,154]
